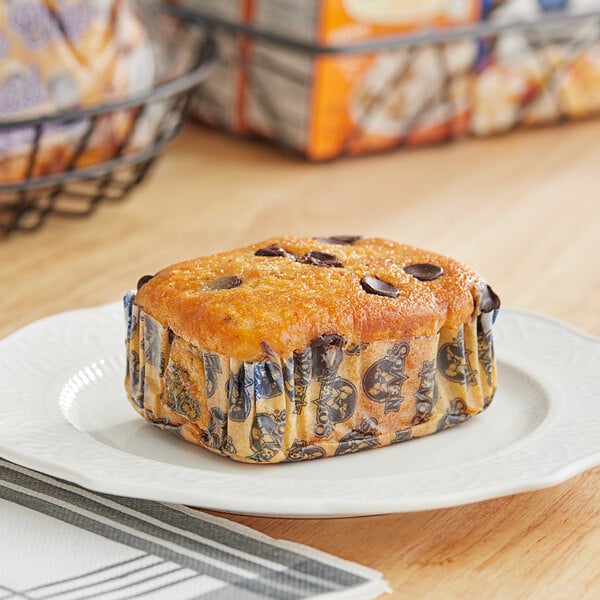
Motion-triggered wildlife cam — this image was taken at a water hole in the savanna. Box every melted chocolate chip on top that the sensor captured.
[137,274,154,290]
[300,251,344,268]
[360,276,399,298]
[315,235,364,245]
[403,263,444,281]
[480,285,501,313]
[207,275,242,290]
[255,245,291,258]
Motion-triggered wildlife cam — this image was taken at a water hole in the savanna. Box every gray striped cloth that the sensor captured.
[0,460,389,600]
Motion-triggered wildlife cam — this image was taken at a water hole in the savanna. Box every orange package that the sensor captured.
[176,0,482,159]
[246,0,481,159]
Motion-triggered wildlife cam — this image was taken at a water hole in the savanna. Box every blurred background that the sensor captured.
[1,3,599,597]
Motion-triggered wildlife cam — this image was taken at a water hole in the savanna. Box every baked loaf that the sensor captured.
[0,0,158,184]
[124,236,500,463]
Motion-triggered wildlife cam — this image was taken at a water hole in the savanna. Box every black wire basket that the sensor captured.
[172,4,600,161]
[0,9,216,235]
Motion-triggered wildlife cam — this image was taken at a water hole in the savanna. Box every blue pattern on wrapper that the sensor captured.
[254,360,284,400]
[123,291,143,407]
[249,410,286,462]
[226,364,253,422]
[283,349,312,415]
[437,329,478,387]
[123,290,136,310]
[436,398,471,432]
[362,343,409,413]
[142,314,165,374]
[478,312,496,388]
[335,417,380,456]
[123,291,137,342]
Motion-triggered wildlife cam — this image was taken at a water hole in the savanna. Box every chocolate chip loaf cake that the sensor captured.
[124,236,500,463]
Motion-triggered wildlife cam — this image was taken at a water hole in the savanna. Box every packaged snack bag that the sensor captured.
[246,0,481,158]
[173,1,250,132]
[471,0,600,135]
[172,0,481,157]
[178,0,600,157]
[0,0,162,184]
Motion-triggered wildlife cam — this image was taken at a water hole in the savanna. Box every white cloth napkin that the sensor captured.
[0,459,389,600]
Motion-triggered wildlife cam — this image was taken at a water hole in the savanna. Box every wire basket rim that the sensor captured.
[0,131,175,193]
[172,5,600,55]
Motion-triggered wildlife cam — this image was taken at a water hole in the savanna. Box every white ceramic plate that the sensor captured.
[1,303,598,518]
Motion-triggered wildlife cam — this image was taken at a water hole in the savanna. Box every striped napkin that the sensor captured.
[0,459,389,600]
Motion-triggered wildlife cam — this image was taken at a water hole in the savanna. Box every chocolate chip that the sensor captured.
[480,284,501,313]
[403,263,444,281]
[300,251,344,268]
[315,235,363,245]
[255,245,290,258]
[207,275,242,290]
[310,334,346,348]
[360,276,399,298]
[136,274,154,290]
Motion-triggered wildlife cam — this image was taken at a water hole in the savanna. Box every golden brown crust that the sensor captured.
[135,236,489,362]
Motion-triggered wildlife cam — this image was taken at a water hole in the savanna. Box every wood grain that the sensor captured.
[1,121,599,599]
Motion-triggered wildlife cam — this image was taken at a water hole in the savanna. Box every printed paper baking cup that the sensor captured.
[124,290,497,464]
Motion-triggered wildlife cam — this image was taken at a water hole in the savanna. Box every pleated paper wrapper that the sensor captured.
[124,290,497,464]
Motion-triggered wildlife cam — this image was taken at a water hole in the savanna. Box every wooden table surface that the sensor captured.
[1,122,599,599]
